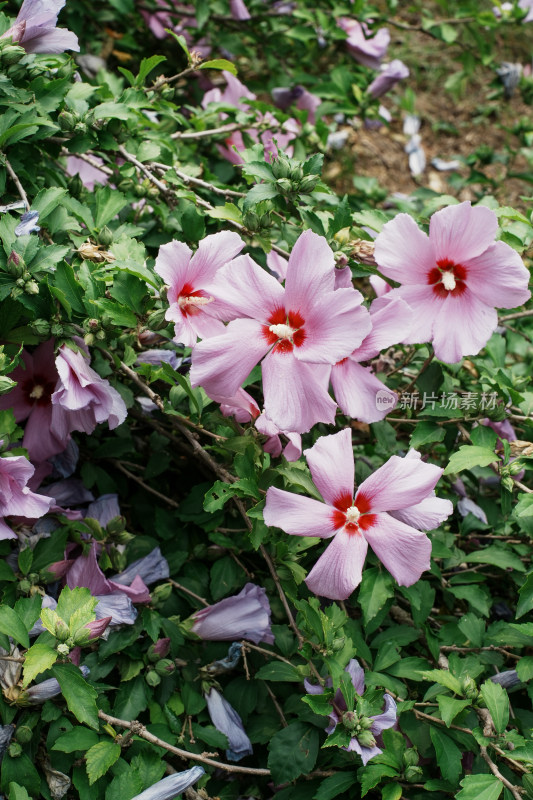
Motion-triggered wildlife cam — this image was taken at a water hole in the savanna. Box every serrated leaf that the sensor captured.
[267,722,318,784]
[199,59,237,75]
[430,726,462,785]
[465,545,525,572]
[359,568,394,625]
[456,774,503,800]
[56,586,96,625]
[443,446,496,475]
[480,680,509,734]
[255,661,301,682]
[302,691,335,715]
[360,765,398,797]
[422,670,463,695]
[436,695,471,727]
[52,664,99,729]
[53,727,100,753]
[0,605,29,648]
[517,573,533,619]
[22,643,57,687]
[85,740,121,785]
[313,772,357,800]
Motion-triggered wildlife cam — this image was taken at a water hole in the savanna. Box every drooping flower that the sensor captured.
[66,542,151,603]
[190,230,372,433]
[22,666,90,704]
[373,202,531,363]
[85,493,121,528]
[330,295,414,423]
[271,85,321,124]
[368,59,410,98]
[52,342,127,435]
[264,429,452,600]
[14,210,40,236]
[305,659,397,764]
[337,18,390,68]
[130,767,205,800]
[205,687,253,761]
[154,231,245,347]
[110,546,170,587]
[1,0,79,54]
[230,0,251,20]
[0,456,53,540]
[0,341,70,463]
[190,583,274,644]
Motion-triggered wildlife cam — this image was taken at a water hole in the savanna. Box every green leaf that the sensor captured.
[277,462,324,501]
[53,727,100,753]
[443,446,496,475]
[51,664,99,729]
[381,784,402,800]
[22,642,57,687]
[516,656,533,682]
[85,740,121,785]
[422,670,463,695]
[94,187,128,228]
[301,691,335,715]
[54,262,86,315]
[1,753,41,796]
[360,765,398,797]
[480,680,509,734]
[57,586,96,625]
[0,605,29,648]
[255,661,301,682]
[517,573,533,619]
[8,783,31,800]
[137,55,166,85]
[243,182,279,211]
[313,772,357,800]
[209,556,242,601]
[410,421,446,449]
[199,59,237,75]
[359,568,394,625]
[430,726,462,785]
[456,774,503,800]
[465,545,525,572]
[436,695,471,727]
[267,722,319,784]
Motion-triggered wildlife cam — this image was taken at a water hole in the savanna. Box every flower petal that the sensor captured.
[429,202,498,264]
[363,512,432,586]
[305,529,368,600]
[263,487,338,537]
[331,360,397,423]
[390,496,453,529]
[262,351,336,434]
[154,240,193,293]
[386,285,441,345]
[357,453,443,513]
[352,295,415,361]
[304,429,354,506]
[374,214,435,283]
[283,230,335,313]
[189,231,245,286]
[190,319,270,398]
[431,290,497,363]
[210,254,285,321]
[464,241,531,309]
[370,694,397,735]
[295,288,371,364]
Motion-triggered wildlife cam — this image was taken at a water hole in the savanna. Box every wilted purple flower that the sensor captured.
[67,542,151,603]
[205,687,253,761]
[65,156,109,190]
[51,342,127,435]
[490,670,520,688]
[271,86,321,123]
[305,659,397,765]
[368,59,409,98]
[191,583,274,644]
[130,767,204,800]
[49,439,80,480]
[86,494,121,528]
[230,0,251,20]
[0,726,14,761]
[1,0,79,53]
[14,211,40,237]
[136,349,182,370]
[94,593,138,627]
[45,478,94,509]
[0,456,53,540]
[205,642,242,675]
[457,497,488,524]
[338,18,390,69]
[24,665,90,704]
[111,546,170,587]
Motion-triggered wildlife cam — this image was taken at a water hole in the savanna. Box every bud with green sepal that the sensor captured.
[146,669,161,687]
[6,251,23,278]
[98,226,113,246]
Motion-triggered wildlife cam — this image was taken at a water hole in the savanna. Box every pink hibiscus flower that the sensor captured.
[337,18,390,69]
[190,231,371,433]
[1,0,79,54]
[373,202,531,363]
[154,231,245,347]
[263,429,452,600]
[0,456,53,540]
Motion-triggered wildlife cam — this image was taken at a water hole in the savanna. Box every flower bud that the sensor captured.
[15,278,25,288]
[151,583,172,604]
[8,741,22,758]
[357,730,377,748]
[134,184,147,197]
[73,617,111,646]
[342,711,358,731]
[276,178,293,195]
[350,238,377,266]
[147,309,169,331]
[31,318,51,337]
[145,669,161,687]
[15,724,33,744]
[461,675,478,700]
[148,638,171,662]
[84,333,95,347]
[58,111,77,131]
[330,636,345,652]
[403,748,419,767]
[98,226,113,246]
[404,766,423,782]
[54,618,70,643]
[290,164,304,182]
[147,186,160,199]
[18,579,32,595]
[299,175,319,193]
[25,280,39,295]
[155,658,175,677]
[68,174,84,198]
[56,643,70,657]
[242,211,260,231]
[83,518,105,540]
[118,179,134,192]
[2,44,25,65]
[6,251,23,277]
[271,157,291,179]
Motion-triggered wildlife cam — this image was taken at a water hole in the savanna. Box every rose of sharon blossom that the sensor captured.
[338,18,390,68]
[190,583,274,644]
[155,231,245,347]
[1,0,79,54]
[374,202,531,363]
[191,231,371,433]
[52,343,127,435]
[230,0,251,20]
[368,59,410,98]
[205,687,253,761]
[264,429,452,600]
[0,456,53,540]
[129,767,204,800]
[305,659,397,764]
[0,341,69,463]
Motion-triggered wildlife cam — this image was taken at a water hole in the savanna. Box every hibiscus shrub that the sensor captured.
[0,1,532,800]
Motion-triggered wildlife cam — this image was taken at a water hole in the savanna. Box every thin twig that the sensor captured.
[499,310,533,322]
[264,683,288,727]
[4,155,30,210]
[169,578,209,607]
[480,747,524,800]
[109,459,179,508]
[98,710,270,775]
[242,641,294,667]
[170,122,241,140]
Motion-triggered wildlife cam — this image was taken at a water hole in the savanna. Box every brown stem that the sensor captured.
[109,459,179,508]
[4,155,30,210]
[170,122,241,140]
[480,747,525,800]
[169,578,209,607]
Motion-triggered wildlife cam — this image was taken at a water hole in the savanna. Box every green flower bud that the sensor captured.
[161,86,175,100]
[68,174,83,198]
[242,211,260,231]
[6,251,24,277]
[509,460,525,475]
[151,583,172,605]
[8,741,22,758]
[258,213,272,229]
[15,724,33,744]
[54,619,70,643]
[271,157,291,179]
[116,530,134,545]
[404,766,423,782]
[147,309,169,331]
[15,278,25,288]
[56,642,70,656]
[155,658,175,677]
[95,330,106,341]
[106,516,126,536]
[299,175,319,193]
[18,579,32,595]
[97,226,113,246]
[462,675,478,699]
[31,319,51,337]
[276,178,293,195]
[134,183,147,197]
[25,280,39,295]
[106,118,122,136]
[2,44,25,65]
[50,323,64,337]
[147,186,160,199]
[145,670,161,687]
[117,179,134,192]
[357,729,377,748]
[58,111,77,132]
[289,164,304,182]
[342,711,358,731]
[330,637,345,652]
[403,748,419,767]
[83,518,105,540]
[84,333,95,347]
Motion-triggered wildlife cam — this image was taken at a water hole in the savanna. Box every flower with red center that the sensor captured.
[154,231,245,347]
[263,429,452,600]
[374,202,531,363]
[190,230,372,433]
[0,341,70,463]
